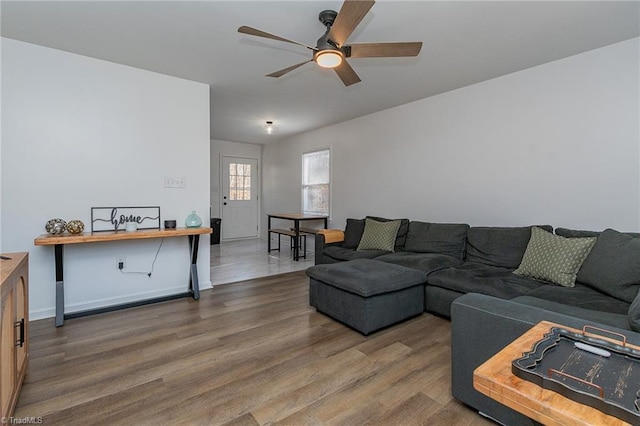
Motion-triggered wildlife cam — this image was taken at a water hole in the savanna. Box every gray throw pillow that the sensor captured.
[577,229,640,303]
[629,290,640,332]
[343,218,365,249]
[357,218,401,252]
[514,227,596,287]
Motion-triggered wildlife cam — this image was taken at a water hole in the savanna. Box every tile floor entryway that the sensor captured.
[210,238,315,285]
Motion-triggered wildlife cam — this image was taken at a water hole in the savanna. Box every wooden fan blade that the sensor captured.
[328,0,375,47]
[334,60,361,86]
[346,42,422,58]
[266,60,311,78]
[238,26,315,51]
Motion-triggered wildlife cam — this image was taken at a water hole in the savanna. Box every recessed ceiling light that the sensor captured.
[265,121,275,134]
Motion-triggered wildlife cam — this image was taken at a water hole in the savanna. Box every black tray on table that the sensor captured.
[512,325,640,424]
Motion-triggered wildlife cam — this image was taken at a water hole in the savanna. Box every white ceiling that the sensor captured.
[2,1,639,144]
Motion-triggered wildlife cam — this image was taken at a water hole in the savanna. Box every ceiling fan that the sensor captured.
[238,0,422,86]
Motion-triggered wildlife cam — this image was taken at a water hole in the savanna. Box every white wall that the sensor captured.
[210,139,261,220]
[1,39,211,319]
[263,38,640,233]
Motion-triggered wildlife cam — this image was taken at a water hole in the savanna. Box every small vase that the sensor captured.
[185,211,202,228]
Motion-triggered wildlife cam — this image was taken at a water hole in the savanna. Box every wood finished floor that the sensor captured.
[16,271,493,426]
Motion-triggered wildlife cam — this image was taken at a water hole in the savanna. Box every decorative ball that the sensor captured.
[45,218,67,235]
[66,220,85,235]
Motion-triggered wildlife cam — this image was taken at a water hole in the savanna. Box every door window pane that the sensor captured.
[229,163,252,201]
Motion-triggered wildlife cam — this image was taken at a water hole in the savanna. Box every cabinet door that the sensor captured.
[15,277,27,374]
[0,287,16,418]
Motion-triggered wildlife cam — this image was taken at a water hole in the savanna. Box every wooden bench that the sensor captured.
[290,226,320,235]
[268,228,307,259]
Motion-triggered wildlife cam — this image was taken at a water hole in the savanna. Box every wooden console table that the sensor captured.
[34,227,211,327]
[267,213,328,261]
[473,321,634,426]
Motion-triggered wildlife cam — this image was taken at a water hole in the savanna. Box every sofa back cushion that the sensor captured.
[556,227,640,239]
[465,225,553,269]
[366,216,410,249]
[343,218,365,249]
[577,228,640,303]
[404,221,469,259]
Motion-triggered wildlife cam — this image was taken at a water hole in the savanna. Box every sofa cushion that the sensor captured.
[427,262,545,300]
[522,283,630,315]
[465,225,553,269]
[366,216,410,249]
[576,229,640,303]
[306,259,427,297]
[357,218,401,252]
[403,221,469,259]
[512,296,631,330]
[323,246,390,261]
[343,218,365,249]
[514,227,596,287]
[629,290,640,332]
[376,252,463,275]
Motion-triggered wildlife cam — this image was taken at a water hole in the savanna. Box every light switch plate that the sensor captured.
[164,176,186,188]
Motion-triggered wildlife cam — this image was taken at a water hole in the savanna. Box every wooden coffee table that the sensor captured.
[473,320,635,426]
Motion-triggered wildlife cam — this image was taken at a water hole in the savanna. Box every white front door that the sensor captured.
[221,156,259,240]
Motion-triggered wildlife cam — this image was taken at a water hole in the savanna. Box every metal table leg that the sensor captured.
[293,220,300,261]
[267,215,272,252]
[54,244,64,327]
[188,235,201,300]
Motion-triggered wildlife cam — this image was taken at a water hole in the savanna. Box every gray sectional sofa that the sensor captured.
[312,216,640,425]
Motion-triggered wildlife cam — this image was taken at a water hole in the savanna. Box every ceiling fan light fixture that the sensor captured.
[315,50,343,68]
[239,0,421,86]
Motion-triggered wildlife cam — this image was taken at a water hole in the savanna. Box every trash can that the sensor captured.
[210,218,221,245]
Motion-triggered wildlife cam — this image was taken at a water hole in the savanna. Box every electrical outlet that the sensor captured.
[116,256,126,270]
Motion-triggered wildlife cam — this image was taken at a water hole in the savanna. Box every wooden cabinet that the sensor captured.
[1,252,29,419]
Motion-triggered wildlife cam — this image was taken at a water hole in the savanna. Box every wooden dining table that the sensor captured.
[267,213,329,261]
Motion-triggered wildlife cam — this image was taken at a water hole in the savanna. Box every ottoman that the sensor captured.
[306,259,427,335]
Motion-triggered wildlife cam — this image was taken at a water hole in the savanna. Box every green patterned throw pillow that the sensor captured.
[357,218,401,252]
[514,227,596,287]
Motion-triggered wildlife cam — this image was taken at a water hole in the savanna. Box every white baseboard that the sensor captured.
[29,283,212,321]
